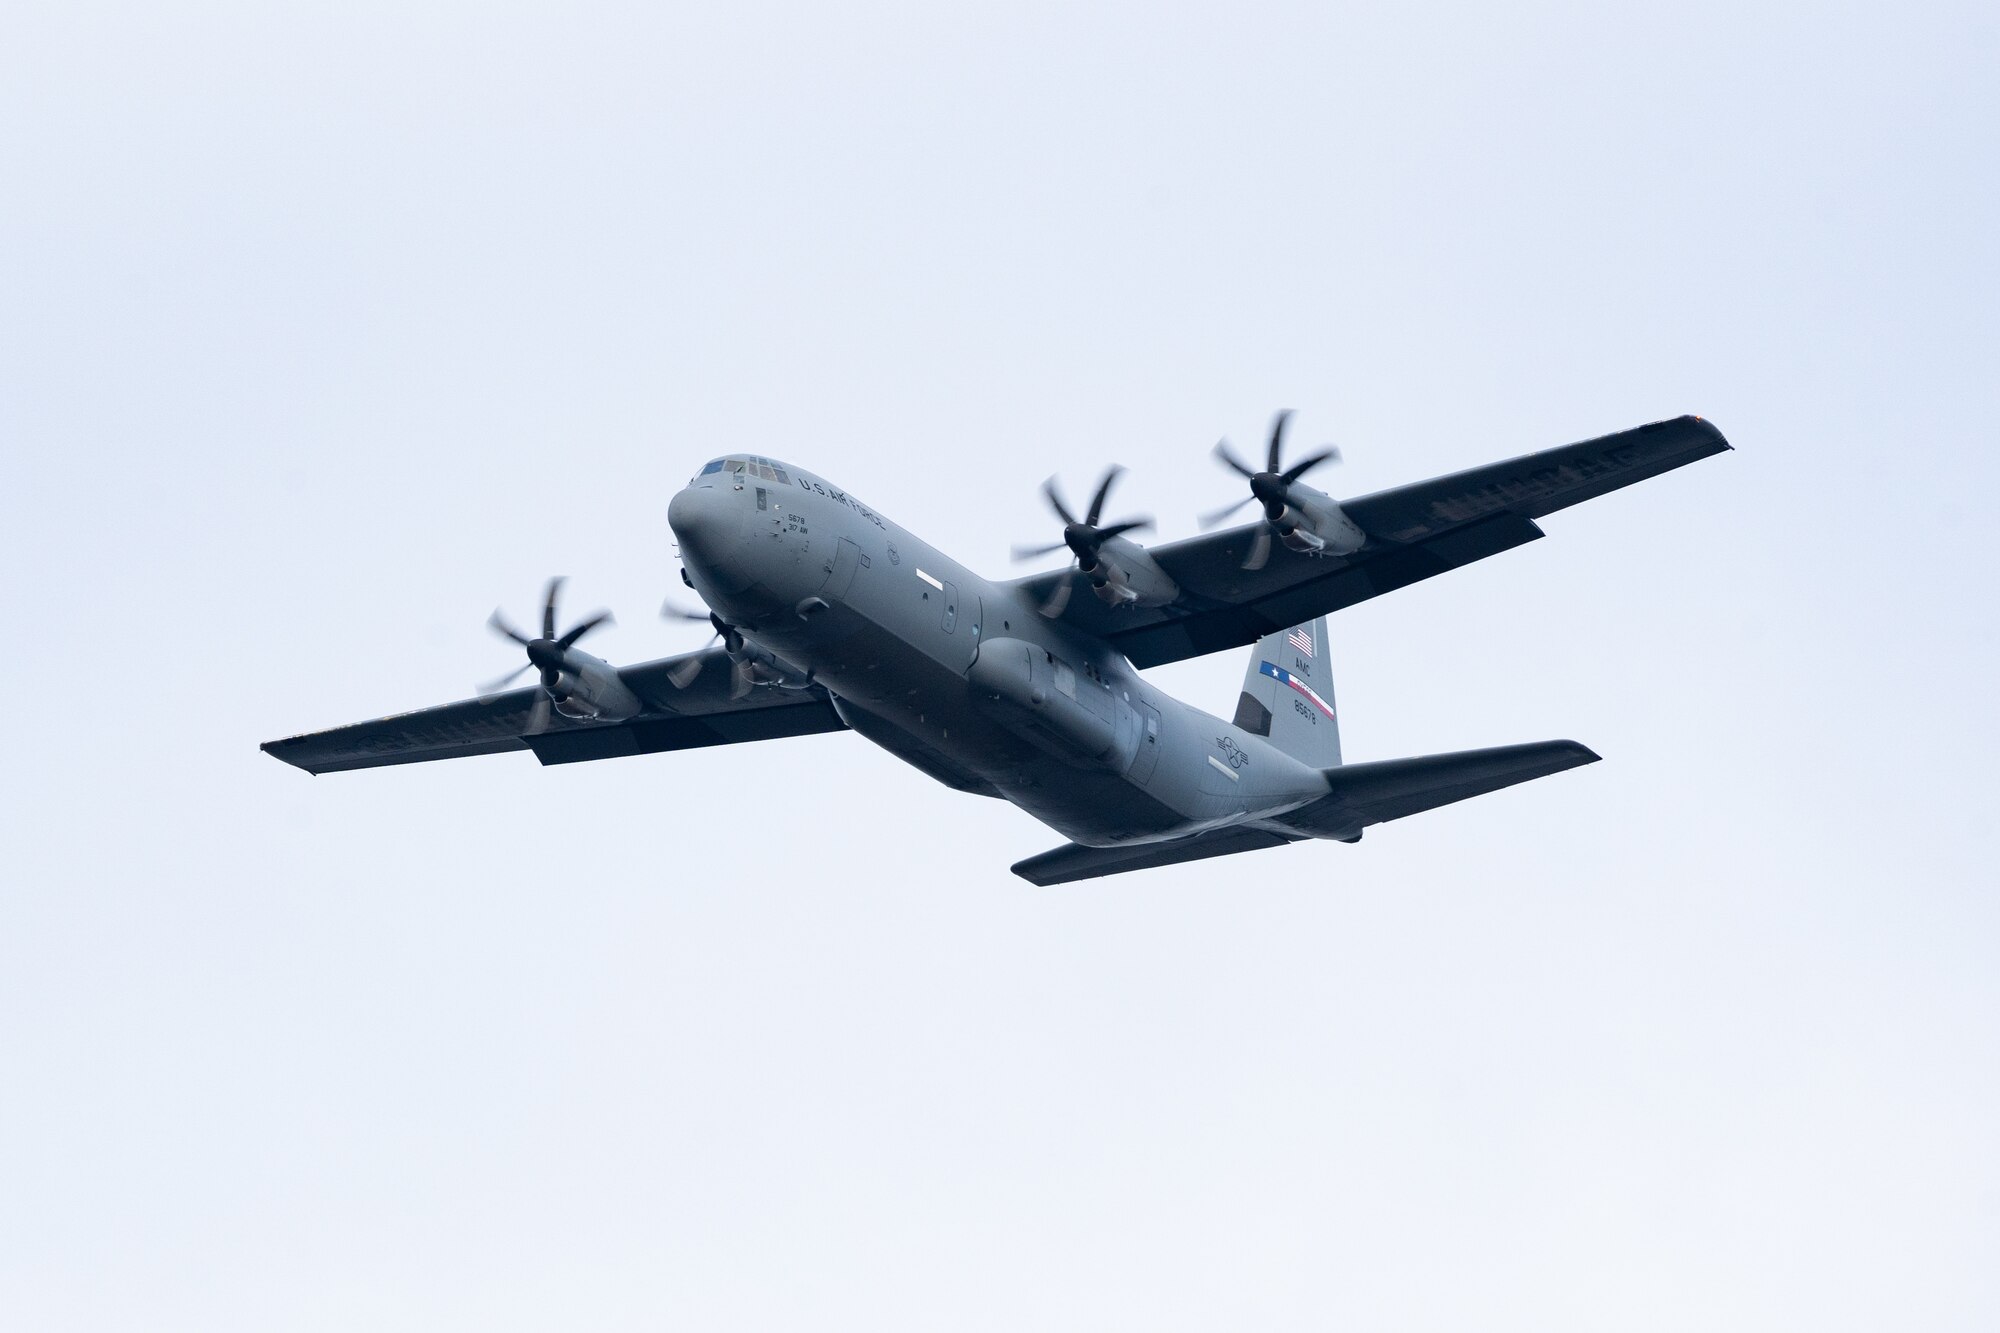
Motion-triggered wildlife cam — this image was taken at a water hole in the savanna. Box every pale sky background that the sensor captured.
[3,2,1996,1329]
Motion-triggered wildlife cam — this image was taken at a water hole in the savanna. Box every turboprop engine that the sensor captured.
[1012,465,1180,617]
[1270,489,1368,558]
[543,660,642,721]
[660,600,814,698]
[1203,410,1370,570]
[1076,536,1179,609]
[482,578,643,730]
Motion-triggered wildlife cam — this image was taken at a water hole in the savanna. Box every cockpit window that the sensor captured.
[692,454,790,485]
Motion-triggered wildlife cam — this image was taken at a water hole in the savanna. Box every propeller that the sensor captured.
[660,599,717,688]
[482,578,615,725]
[659,598,761,699]
[1200,410,1340,570]
[1011,465,1154,616]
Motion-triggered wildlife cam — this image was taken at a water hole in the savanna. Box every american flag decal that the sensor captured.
[1286,626,1314,657]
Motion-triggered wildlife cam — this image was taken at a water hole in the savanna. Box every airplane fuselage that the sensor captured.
[668,456,1336,849]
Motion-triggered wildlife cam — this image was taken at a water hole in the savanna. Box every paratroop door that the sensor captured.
[1129,700,1164,785]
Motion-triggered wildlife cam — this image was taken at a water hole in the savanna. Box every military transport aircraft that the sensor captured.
[264,413,1730,883]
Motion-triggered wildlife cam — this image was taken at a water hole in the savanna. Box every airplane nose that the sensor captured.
[669,484,747,576]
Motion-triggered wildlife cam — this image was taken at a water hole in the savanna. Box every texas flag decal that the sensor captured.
[1259,661,1335,720]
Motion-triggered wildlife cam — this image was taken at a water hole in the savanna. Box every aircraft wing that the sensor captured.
[261,649,847,775]
[1016,415,1729,668]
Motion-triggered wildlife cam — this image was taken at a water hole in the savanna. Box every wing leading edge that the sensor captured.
[261,649,847,775]
[1016,415,1730,668]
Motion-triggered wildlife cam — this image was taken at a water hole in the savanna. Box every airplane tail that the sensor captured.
[1232,617,1341,768]
[1011,739,1599,884]
[1012,616,1601,885]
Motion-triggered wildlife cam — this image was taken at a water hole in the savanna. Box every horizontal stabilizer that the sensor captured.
[1012,826,1303,886]
[1280,739,1599,838]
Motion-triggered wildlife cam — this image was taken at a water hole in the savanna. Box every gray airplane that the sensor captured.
[264,413,1730,883]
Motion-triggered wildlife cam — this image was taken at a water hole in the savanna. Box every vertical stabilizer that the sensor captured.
[1232,617,1342,767]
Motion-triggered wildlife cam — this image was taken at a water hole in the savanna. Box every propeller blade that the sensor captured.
[665,645,714,689]
[556,610,613,650]
[1280,447,1338,484]
[660,598,711,622]
[1266,410,1294,472]
[524,693,552,736]
[1041,477,1079,527]
[478,661,533,696]
[487,610,533,646]
[1011,539,1069,561]
[541,576,566,640]
[1242,525,1274,572]
[1038,574,1075,618]
[1094,518,1153,543]
[1213,439,1257,479]
[728,656,755,701]
[1085,465,1124,527]
[1200,494,1256,529]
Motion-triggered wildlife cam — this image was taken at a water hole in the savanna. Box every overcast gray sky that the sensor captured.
[3,2,1996,1329]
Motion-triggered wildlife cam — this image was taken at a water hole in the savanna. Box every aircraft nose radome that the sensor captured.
[669,485,741,562]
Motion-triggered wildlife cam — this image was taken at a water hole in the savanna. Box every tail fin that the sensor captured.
[1232,617,1341,767]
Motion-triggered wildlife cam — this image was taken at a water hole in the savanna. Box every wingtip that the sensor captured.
[1685,414,1734,452]
[260,737,323,775]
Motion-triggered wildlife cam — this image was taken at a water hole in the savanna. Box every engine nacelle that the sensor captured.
[546,655,642,723]
[735,644,814,690]
[552,692,606,722]
[1083,537,1180,609]
[967,638,1130,768]
[1280,495,1367,557]
[1277,513,1324,555]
